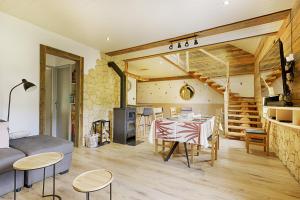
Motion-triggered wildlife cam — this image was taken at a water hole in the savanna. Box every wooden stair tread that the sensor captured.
[237,97,255,99]
[228,114,260,119]
[228,110,259,113]
[211,83,221,87]
[230,100,256,104]
[228,125,262,130]
[199,76,208,80]
[227,132,245,137]
[228,119,262,125]
[266,77,276,81]
[229,105,257,108]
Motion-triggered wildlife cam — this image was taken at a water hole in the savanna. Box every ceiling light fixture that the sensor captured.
[224,0,229,5]
[178,42,181,48]
[194,38,198,45]
[106,36,110,41]
[185,41,189,47]
[168,35,199,51]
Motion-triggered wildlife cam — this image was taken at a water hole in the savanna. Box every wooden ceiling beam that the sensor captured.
[123,32,277,63]
[106,10,290,56]
[139,75,194,82]
[124,71,149,81]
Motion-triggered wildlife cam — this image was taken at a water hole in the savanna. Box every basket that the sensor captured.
[85,134,98,148]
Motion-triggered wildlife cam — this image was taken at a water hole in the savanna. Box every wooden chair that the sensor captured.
[140,107,153,138]
[180,107,193,114]
[170,107,178,118]
[153,107,164,120]
[136,107,144,138]
[190,113,221,166]
[209,115,221,166]
[153,107,168,153]
[244,119,271,155]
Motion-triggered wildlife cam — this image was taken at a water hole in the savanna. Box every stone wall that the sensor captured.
[83,54,124,143]
[269,122,300,182]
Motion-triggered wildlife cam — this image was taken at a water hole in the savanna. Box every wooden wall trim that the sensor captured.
[39,45,46,136]
[106,10,290,56]
[39,44,84,147]
[139,76,194,82]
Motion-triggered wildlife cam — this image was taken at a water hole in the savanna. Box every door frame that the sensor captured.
[40,44,84,147]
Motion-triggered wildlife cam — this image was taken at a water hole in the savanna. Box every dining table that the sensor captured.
[149,115,215,167]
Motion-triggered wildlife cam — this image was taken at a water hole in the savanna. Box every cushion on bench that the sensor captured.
[9,135,73,156]
[245,129,265,134]
[0,148,25,174]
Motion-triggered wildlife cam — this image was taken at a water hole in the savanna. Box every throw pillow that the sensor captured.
[0,121,9,148]
[9,130,32,140]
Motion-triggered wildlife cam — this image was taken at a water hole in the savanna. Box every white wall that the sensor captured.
[137,79,223,104]
[0,12,99,134]
[127,77,137,105]
[213,74,254,97]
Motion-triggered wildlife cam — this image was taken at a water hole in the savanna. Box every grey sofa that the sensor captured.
[0,135,73,196]
[0,148,25,196]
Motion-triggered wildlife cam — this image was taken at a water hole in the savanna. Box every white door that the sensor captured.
[55,67,71,140]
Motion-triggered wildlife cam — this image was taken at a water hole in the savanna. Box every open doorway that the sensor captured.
[40,45,84,147]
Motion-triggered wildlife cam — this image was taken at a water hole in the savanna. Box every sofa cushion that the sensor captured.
[0,121,9,148]
[0,148,25,174]
[9,135,73,156]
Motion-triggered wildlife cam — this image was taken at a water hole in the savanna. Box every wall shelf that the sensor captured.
[264,106,300,129]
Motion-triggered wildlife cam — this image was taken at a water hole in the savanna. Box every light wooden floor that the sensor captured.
[2,138,300,200]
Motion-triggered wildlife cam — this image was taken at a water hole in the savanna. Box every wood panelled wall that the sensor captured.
[254,2,300,182]
[255,2,300,107]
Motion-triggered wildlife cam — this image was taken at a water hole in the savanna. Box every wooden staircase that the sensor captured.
[262,69,281,88]
[161,56,233,96]
[227,96,262,139]
[190,71,239,97]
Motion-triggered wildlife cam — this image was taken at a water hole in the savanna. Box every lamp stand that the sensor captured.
[7,82,23,122]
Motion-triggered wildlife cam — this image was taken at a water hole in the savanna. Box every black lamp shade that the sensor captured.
[194,39,199,45]
[22,79,36,91]
[185,41,189,47]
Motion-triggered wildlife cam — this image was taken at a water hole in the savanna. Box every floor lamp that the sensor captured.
[7,79,36,122]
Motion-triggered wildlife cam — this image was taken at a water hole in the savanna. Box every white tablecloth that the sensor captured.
[149,117,214,148]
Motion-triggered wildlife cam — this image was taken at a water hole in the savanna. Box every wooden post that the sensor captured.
[124,61,128,106]
[186,51,189,72]
[224,62,230,136]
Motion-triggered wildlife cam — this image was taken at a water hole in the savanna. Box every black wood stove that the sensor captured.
[108,62,137,145]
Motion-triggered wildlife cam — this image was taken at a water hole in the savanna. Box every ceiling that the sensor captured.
[129,57,185,78]
[182,43,255,77]
[0,0,294,52]
[229,37,262,54]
